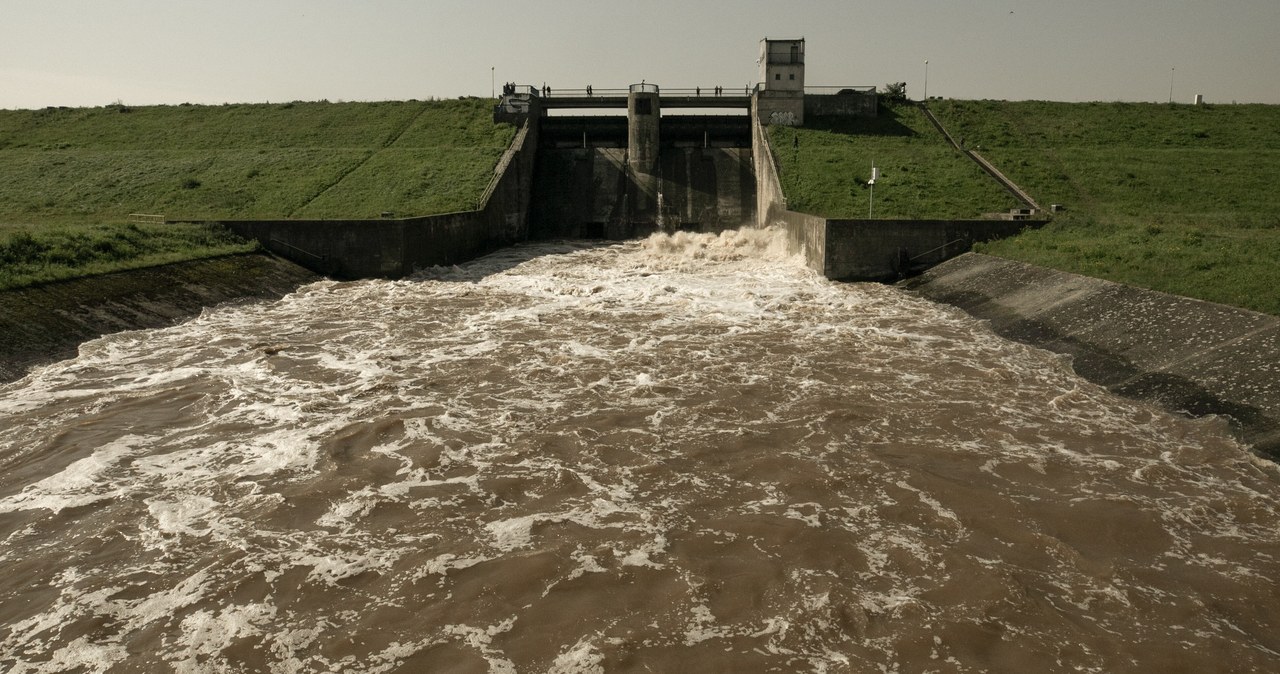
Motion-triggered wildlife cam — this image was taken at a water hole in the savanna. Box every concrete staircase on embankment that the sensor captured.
[918,104,1042,212]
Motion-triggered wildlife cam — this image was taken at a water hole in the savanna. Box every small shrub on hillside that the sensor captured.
[880,82,908,103]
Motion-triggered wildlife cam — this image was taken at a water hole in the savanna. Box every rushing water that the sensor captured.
[1,229,1278,673]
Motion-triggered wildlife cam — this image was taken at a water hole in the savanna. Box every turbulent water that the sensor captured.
[2,228,1279,673]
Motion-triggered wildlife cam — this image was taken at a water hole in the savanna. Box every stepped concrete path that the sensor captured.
[919,104,1042,212]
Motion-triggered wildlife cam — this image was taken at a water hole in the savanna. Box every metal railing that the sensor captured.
[530,88,629,98]
[530,86,756,98]
[908,239,967,263]
[269,238,327,263]
[660,87,754,97]
[476,121,529,209]
[501,84,540,97]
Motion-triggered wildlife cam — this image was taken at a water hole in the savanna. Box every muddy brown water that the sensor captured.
[2,230,1278,672]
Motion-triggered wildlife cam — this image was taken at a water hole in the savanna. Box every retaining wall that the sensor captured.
[824,218,1037,281]
[901,253,1280,458]
[0,254,320,384]
[805,92,878,118]
[213,120,538,279]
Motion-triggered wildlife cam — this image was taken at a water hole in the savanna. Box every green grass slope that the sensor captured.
[928,100,1280,314]
[0,98,515,289]
[768,103,1022,219]
[0,98,515,223]
[0,222,255,290]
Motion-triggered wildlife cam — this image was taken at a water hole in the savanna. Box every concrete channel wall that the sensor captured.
[0,254,321,384]
[213,120,539,279]
[902,253,1280,458]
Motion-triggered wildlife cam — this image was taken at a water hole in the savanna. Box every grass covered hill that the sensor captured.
[768,103,1023,219]
[0,98,515,223]
[0,97,514,289]
[928,100,1280,314]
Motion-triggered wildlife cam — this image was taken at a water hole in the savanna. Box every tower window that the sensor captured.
[775,74,781,80]
[789,74,795,80]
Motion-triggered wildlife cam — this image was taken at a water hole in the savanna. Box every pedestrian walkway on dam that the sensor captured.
[504,83,753,110]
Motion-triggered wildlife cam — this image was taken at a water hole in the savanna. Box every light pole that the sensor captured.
[1168,67,1174,103]
[491,66,495,99]
[923,60,929,101]
[868,164,878,218]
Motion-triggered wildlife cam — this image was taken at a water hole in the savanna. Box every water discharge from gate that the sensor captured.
[1,228,1278,672]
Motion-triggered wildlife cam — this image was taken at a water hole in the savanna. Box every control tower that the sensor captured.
[755,37,806,126]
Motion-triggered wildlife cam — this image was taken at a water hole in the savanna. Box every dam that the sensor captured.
[2,39,1279,673]
[218,37,1019,284]
[516,83,757,238]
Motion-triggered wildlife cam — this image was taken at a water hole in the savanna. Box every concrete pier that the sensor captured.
[627,84,662,232]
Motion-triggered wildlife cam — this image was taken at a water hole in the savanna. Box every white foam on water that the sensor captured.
[547,637,606,674]
[1,228,1278,672]
[0,435,148,514]
[171,603,276,673]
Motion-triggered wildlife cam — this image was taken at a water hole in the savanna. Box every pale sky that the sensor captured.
[2,0,1278,109]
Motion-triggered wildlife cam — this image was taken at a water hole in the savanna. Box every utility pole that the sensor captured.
[1168,67,1175,103]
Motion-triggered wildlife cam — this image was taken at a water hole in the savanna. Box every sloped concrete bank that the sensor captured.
[901,253,1280,459]
[0,253,320,384]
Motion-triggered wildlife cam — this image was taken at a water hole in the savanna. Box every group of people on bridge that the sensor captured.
[501,82,749,98]
[694,86,731,96]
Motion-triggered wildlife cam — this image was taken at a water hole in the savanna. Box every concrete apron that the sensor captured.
[0,253,321,385]
[900,253,1280,460]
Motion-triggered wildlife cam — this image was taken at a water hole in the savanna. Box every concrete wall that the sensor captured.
[657,148,756,231]
[529,148,629,238]
[754,92,805,127]
[805,92,878,118]
[531,145,756,238]
[902,253,1280,459]
[824,218,1038,281]
[0,254,320,384]
[752,113,824,274]
[216,120,538,279]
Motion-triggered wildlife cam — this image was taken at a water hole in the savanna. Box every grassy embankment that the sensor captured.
[0,98,514,289]
[928,100,1280,315]
[768,102,1023,219]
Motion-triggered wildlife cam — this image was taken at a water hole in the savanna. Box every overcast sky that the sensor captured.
[2,0,1277,109]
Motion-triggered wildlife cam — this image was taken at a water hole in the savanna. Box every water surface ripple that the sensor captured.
[2,229,1278,672]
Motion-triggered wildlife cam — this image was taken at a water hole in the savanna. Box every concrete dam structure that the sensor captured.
[213,37,1028,284]
[519,84,758,238]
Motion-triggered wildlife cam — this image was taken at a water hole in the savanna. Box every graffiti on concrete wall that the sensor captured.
[769,110,798,126]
